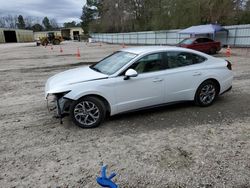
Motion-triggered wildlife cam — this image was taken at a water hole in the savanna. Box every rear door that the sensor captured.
[162,51,207,102]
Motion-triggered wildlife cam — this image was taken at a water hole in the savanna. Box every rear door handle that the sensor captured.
[153,78,163,83]
[193,72,202,76]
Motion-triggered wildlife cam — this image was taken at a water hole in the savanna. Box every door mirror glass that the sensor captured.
[124,69,138,80]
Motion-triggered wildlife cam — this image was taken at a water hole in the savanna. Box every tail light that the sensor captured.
[226,60,232,70]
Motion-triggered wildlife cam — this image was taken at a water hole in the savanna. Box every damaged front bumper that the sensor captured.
[46,92,72,124]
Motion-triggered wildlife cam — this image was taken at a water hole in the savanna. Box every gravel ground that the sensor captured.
[0,42,250,188]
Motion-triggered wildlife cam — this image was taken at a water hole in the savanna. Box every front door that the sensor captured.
[113,53,166,113]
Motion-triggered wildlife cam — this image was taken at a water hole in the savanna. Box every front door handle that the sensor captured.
[193,72,202,76]
[153,78,163,83]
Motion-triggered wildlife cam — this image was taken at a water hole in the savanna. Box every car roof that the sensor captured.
[120,46,181,55]
[186,37,213,40]
[120,45,210,56]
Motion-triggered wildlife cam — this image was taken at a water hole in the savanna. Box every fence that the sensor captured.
[91,24,250,47]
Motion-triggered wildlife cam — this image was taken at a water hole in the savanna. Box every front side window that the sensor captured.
[203,38,214,42]
[165,52,206,69]
[130,53,167,74]
[91,51,137,75]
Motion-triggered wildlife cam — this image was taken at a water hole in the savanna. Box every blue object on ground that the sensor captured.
[96,165,118,188]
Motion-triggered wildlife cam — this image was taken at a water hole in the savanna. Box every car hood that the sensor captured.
[45,66,107,96]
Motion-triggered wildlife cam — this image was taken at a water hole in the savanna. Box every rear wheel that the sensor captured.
[70,96,106,128]
[195,80,218,107]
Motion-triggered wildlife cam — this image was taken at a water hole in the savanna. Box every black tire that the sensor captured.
[195,80,218,107]
[69,96,106,128]
[53,39,60,45]
[41,40,48,46]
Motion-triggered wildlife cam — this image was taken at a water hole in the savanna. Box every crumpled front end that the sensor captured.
[45,75,73,123]
[44,65,108,124]
[46,92,72,123]
[45,73,73,122]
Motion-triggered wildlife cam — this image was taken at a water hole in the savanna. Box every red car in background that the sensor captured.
[178,37,221,54]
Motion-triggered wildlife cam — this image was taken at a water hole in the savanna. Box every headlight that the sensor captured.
[54,91,71,99]
[46,91,71,113]
[46,93,56,101]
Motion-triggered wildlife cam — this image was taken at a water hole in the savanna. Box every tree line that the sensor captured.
[81,0,250,33]
[0,15,59,31]
[0,15,81,31]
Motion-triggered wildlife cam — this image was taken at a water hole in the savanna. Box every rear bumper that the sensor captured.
[220,72,233,94]
[220,86,232,95]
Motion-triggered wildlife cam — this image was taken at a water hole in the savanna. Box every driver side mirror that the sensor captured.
[124,69,138,80]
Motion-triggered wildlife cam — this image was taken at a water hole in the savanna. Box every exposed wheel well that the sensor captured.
[80,94,111,116]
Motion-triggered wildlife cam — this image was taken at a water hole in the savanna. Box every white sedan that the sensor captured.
[45,46,233,128]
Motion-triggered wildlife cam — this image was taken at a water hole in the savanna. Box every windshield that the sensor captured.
[179,38,195,45]
[91,51,137,75]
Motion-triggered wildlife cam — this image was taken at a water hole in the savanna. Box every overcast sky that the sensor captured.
[0,0,86,24]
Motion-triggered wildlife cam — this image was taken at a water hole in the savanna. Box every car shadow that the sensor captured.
[104,101,200,132]
[103,92,248,132]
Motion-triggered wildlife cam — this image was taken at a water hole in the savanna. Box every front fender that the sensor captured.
[50,77,117,114]
[65,90,111,101]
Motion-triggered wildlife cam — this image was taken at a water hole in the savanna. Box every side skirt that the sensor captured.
[114,100,193,116]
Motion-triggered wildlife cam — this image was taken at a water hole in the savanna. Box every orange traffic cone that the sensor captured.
[76,47,80,59]
[60,46,63,53]
[122,43,126,48]
[226,45,231,57]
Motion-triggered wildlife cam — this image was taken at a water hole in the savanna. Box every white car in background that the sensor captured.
[45,46,233,128]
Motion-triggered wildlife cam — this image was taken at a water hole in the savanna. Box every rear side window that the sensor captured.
[164,52,206,69]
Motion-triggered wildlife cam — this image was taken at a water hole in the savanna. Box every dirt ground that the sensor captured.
[0,41,250,188]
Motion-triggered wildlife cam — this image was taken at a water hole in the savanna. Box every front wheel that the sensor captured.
[53,39,60,45]
[70,96,106,128]
[195,80,218,107]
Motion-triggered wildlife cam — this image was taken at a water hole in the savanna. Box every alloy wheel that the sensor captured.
[74,101,100,126]
[199,84,216,105]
